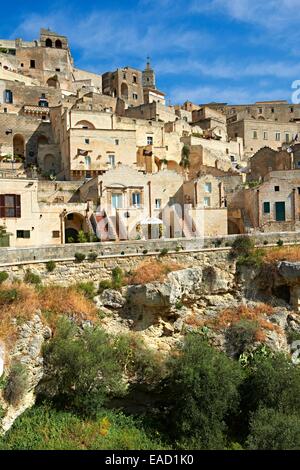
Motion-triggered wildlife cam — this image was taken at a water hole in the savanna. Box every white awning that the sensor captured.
[139,216,163,225]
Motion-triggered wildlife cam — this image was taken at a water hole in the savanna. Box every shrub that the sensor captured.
[236,249,263,268]
[231,236,254,258]
[77,230,87,243]
[74,252,86,262]
[226,319,259,357]
[76,281,97,300]
[163,335,243,449]
[99,279,112,293]
[24,270,41,285]
[214,239,222,248]
[0,288,20,304]
[142,249,148,255]
[3,362,28,406]
[46,261,56,272]
[111,267,123,290]
[246,408,300,450]
[88,251,97,262]
[39,318,126,416]
[0,271,9,284]
[277,239,284,247]
[263,240,268,245]
[159,248,169,257]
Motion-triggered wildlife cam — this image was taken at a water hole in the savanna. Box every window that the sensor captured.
[298,187,300,195]
[55,68,61,72]
[85,156,91,168]
[263,202,270,214]
[271,108,274,113]
[30,59,35,69]
[263,131,268,140]
[291,107,294,113]
[204,197,211,208]
[155,198,161,209]
[67,213,74,220]
[85,138,90,144]
[275,186,280,192]
[133,93,138,100]
[147,136,153,145]
[286,133,290,143]
[52,231,60,238]
[0,194,21,218]
[3,108,7,113]
[4,90,13,104]
[115,139,119,146]
[204,182,212,193]
[253,130,258,139]
[230,155,236,162]
[112,193,122,209]
[258,108,262,114]
[108,154,115,167]
[132,192,141,207]
[133,75,137,83]
[16,230,30,239]
[275,132,281,141]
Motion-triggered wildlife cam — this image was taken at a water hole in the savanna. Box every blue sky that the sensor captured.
[1,0,300,105]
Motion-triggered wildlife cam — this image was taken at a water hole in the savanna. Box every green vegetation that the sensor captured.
[231,235,263,267]
[277,239,284,247]
[0,271,9,284]
[159,248,169,257]
[111,267,124,290]
[74,252,86,262]
[226,319,259,356]
[76,281,97,300]
[39,318,126,416]
[179,145,190,169]
[3,362,28,406]
[88,251,98,262]
[24,269,41,285]
[46,260,56,272]
[0,406,164,450]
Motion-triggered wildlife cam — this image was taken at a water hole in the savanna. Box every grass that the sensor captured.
[206,303,280,342]
[0,405,166,450]
[0,282,98,344]
[127,260,184,285]
[262,245,300,263]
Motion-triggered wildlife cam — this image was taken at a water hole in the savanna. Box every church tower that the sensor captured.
[142,57,156,89]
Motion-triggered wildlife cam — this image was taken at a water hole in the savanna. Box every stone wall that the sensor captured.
[1,249,233,286]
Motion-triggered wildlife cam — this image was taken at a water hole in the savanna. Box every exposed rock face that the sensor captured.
[98,289,126,309]
[278,261,300,282]
[0,314,51,433]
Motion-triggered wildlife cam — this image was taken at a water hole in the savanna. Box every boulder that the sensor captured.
[99,289,126,309]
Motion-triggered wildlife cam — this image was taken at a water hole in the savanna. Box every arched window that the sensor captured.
[55,39,62,49]
[45,38,53,47]
[74,120,95,130]
[121,83,128,100]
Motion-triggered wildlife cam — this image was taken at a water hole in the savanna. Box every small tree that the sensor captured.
[111,267,123,290]
[77,230,87,243]
[0,271,9,284]
[39,318,126,416]
[247,408,300,450]
[231,235,254,258]
[163,334,243,449]
[179,144,190,169]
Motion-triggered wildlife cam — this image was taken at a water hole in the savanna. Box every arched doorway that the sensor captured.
[47,76,59,88]
[121,83,128,100]
[64,212,86,243]
[55,39,62,49]
[45,38,53,47]
[13,134,25,160]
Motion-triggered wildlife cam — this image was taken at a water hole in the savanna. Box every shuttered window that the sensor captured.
[0,194,21,218]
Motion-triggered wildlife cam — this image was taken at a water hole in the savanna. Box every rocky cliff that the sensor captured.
[2,255,300,433]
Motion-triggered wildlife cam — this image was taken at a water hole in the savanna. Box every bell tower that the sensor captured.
[142,57,156,89]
